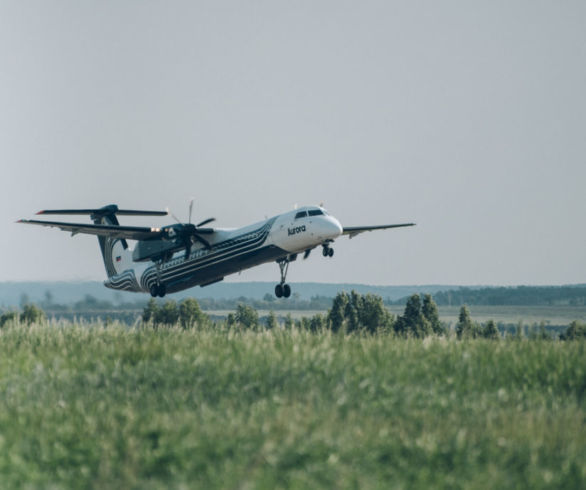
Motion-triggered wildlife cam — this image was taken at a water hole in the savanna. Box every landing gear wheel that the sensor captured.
[275,259,293,298]
[328,248,334,257]
[150,284,167,298]
[322,247,329,257]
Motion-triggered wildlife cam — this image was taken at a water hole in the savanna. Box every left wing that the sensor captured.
[343,223,415,239]
[18,219,163,241]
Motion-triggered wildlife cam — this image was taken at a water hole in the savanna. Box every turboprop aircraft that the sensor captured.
[18,204,414,298]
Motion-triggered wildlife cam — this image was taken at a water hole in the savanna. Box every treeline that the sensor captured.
[3,294,586,340]
[419,285,586,306]
[140,293,586,340]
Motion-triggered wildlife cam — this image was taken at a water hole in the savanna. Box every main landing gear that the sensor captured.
[150,260,167,297]
[150,283,166,298]
[275,259,291,298]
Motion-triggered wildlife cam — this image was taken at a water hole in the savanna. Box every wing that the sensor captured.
[18,219,163,241]
[342,223,415,239]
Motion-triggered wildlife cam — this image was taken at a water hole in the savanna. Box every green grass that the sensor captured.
[0,324,584,489]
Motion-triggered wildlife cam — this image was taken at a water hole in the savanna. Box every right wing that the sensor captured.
[342,223,415,239]
[18,219,163,241]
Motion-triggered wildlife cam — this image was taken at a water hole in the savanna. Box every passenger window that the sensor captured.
[295,211,307,219]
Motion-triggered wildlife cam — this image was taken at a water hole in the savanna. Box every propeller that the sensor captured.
[166,200,216,260]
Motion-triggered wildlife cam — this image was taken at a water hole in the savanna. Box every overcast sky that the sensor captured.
[1,1,585,286]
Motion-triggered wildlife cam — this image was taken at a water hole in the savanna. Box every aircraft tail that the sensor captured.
[32,204,167,279]
[92,212,132,278]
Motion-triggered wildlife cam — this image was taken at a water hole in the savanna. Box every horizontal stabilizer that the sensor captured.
[18,219,163,241]
[36,205,167,217]
[343,223,415,238]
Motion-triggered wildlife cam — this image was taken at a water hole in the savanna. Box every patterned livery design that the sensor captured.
[139,217,277,292]
[104,269,141,292]
[138,217,278,293]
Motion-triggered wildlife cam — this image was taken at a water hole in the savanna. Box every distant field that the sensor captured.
[0,324,584,489]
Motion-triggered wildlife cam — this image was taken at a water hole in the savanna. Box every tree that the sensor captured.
[328,292,349,332]
[20,304,46,325]
[560,321,586,340]
[179,298,206,329]
[156,300,179,326]
[456,306,476,339]
[395,294,432,338]
[309,314,327,332]
[142,299,159,323]
[422,294,444,335]
[0,311,19,327]
[284,313,294,330]
[357,294,394,333]
[235,304,259,329]
[226,313,236,327]
[266,311,278,329]
[514,321,524,340]
[482,320,500,340]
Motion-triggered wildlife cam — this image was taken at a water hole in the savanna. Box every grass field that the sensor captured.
[0,324,584,489]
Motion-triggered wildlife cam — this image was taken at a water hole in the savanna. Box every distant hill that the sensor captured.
[427,285,586,307]
[0,281,454,307]
[2,282,585,309]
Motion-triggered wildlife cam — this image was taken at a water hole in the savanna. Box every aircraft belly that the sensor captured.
[141,244,288,294]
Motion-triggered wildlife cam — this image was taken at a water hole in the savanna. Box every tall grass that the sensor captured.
[0,323,584,489]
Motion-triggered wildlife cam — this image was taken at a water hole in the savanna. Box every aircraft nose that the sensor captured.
[325,216,343,239]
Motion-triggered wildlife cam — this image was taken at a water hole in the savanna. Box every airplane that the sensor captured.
[18,204,415,298]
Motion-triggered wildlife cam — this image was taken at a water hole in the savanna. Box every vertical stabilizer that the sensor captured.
[91,205,131,278]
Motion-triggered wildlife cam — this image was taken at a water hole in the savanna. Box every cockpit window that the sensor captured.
[308,209,324,217]
[295,211,308,219]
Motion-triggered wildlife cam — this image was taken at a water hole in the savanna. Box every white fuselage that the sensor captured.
[104,206,342,294]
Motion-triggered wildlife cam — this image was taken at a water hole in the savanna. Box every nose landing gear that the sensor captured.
[322,244,334,257]
[275,259,292,298]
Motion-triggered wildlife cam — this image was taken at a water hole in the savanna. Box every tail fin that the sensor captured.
[92,209,132,278]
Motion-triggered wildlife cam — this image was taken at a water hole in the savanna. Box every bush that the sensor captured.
[179,298,207,329]
[560,321,586,341]
[327,291,394,333]
[235,304,259,329]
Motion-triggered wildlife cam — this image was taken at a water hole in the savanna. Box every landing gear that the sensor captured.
[150,283,166,298]
[275,259,292,298]
[322,244,334,257]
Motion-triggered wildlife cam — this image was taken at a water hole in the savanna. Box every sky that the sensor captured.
[1,1,585,286]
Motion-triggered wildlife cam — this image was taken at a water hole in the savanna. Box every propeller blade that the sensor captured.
[167,207,182,224]
[196,217,216,228]
[303,249,312,259]
[188,199,194,224]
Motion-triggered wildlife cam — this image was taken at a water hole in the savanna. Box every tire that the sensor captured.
[158,284,166,297]
[328,248,334,257]
[275,284,283,298]
[150,286,158,297]
[322,247,329,257]
[283,284,291,298]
